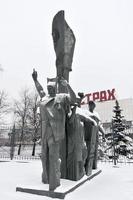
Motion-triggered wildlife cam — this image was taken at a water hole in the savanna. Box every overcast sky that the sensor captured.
[0,0,133,100]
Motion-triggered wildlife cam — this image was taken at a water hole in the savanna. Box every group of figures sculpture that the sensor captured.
[32,11,105,191]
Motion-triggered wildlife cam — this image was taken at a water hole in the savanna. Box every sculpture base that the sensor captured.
[16,169,102,199]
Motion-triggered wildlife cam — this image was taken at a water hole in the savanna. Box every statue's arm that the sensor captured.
[68,105,77,124]
[79,114,97,126]
[67,83,76,104]
[32,69,46,98]
[98,123,106,141]
[34,80,46,98]
[60,79,76,104]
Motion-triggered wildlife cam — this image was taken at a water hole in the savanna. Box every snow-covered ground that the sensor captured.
[0,160,133,200]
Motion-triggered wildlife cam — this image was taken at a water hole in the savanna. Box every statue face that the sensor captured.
[47,85,56,97]
[89,104,95,112]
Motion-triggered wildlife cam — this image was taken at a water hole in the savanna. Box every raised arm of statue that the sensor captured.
[68,105,77,124]
[60,78,76,104]
[32,69,46,99]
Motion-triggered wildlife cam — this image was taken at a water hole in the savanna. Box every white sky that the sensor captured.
[0,0,133,99]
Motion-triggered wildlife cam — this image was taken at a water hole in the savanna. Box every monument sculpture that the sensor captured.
[52,10,75,82]
[32,70,76,191]
[84,100,105,174]
[66,102,97,180]
[31,10,101,192]
[52,10,76,178]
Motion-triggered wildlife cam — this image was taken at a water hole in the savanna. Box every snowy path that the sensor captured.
[0,160,133,200]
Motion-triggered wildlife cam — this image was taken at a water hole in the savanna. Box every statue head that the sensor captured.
[47,78,57,97]
[88,101,96,113]
[47,82,56,97]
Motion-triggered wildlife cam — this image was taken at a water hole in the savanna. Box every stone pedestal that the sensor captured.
[16,169,102,199]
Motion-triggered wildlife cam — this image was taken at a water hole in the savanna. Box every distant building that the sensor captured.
[95,98,133,124]
[82,98,133,123]
[81,88,133,132]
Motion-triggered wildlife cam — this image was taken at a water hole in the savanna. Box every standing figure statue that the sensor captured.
[84,101,105,175]
[66,102,96,180]
[87,101,105,169]
[32,69,76,191]
[52,10,76,177]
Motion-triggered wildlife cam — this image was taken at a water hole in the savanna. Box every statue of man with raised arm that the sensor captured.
[32,69,76,191]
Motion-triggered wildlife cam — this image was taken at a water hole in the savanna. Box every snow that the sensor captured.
[70,162,133,200]
[76,107,97,126]
[0,160,133,200]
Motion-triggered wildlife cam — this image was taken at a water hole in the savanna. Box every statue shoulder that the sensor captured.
[40,96,54,106]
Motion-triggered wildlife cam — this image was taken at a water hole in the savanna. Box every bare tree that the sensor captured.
[0,90,10,124]
[28,90,41,156]
[14,88,31,155]
[10,124,16,160]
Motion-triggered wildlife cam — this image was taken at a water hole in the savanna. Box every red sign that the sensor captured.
[81,88,116,104]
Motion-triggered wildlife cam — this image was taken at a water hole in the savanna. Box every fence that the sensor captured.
[0,125,133,163]
[0,126,41,160]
